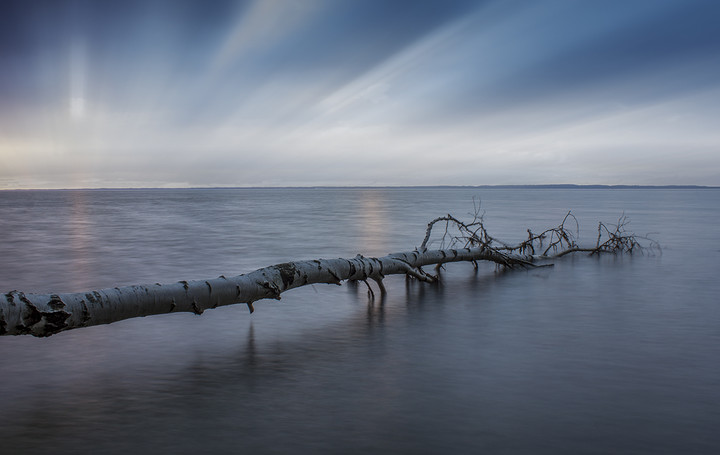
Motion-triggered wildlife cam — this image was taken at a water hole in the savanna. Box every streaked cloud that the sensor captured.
[1,0,719,188]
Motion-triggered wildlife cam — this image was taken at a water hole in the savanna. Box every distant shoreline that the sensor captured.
[1,184,718,191]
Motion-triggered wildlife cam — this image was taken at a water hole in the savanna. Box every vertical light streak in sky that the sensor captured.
[69,38,86,120]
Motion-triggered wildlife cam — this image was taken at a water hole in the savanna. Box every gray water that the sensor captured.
[0,187,718,454]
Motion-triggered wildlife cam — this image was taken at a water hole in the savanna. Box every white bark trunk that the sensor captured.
[0,247,532,337]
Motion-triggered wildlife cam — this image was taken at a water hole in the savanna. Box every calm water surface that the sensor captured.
[1,188,719,454]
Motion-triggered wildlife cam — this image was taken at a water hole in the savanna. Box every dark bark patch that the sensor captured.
[191,300,203,315]
[39,310,71,336]
[17,292,31,306]
[85,291,104,307]
[273,263,297,289]
[18,299,70,337]
[260,281,282,299]
[13,297,40,335]
[47,295,65,310]
[81,301,91,324]
[22,304,40,326]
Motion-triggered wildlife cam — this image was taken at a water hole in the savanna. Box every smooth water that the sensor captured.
[1,188,718,454]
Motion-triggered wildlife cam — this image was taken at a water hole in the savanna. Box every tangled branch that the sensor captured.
[420,206,658,267]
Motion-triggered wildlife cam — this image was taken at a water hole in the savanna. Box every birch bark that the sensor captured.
[0,247,534,337]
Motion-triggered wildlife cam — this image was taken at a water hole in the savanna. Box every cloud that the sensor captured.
[1,0,719,188]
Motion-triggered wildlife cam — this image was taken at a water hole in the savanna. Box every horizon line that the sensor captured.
[1,184,718,191]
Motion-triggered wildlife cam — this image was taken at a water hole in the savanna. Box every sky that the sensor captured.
[1,0,719,188]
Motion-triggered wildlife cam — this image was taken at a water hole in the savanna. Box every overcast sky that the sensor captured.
[1,0,719,188]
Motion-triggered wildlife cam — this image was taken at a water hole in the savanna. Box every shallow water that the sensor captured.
[1,188,719,454]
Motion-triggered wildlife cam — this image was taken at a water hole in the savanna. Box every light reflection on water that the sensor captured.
[0,188,719,454]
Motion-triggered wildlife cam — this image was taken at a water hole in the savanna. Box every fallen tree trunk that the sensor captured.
[0,212,655,337]
[0,247,527,337]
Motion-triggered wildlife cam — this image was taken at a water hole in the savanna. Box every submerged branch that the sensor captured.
[0,212,657,337]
